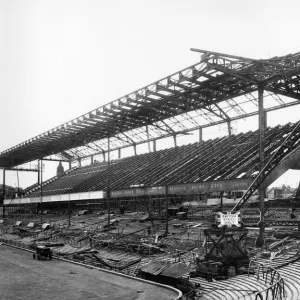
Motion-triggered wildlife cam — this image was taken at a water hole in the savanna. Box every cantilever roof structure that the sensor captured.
[1,49,300,168]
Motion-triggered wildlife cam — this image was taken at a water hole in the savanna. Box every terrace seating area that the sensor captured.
[27,122,296,197]
[23,166,79,197]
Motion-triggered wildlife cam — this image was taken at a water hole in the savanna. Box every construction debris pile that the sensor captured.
[1,207,300,299]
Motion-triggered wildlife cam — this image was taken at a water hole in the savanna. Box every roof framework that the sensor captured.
[1,49,300,168]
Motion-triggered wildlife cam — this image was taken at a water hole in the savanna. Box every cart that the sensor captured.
[32,245,52,260]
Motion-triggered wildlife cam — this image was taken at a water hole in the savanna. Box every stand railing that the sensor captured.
[248,260,285,300]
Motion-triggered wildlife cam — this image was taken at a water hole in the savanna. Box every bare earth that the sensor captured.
[0,245,179,300]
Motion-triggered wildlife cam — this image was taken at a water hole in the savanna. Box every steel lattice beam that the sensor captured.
[232,120,300,212]
[1,50,300,168]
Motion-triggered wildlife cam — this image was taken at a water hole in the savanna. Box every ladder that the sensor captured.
[232,120,300,212]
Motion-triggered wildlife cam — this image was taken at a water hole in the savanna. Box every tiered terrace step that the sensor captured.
[25,123,297,198]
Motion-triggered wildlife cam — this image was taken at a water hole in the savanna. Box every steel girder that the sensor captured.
[232,120,300,212]
[1,50,300,168]
[261,220,300,227]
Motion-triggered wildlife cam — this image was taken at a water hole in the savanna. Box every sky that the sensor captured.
[0,0,300,189]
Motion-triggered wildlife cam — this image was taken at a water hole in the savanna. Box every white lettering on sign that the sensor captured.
[210,183,223,188]
[241,209,261,225]
[232,181,248,187]
[242,214,260,218]
[217,211,241,228]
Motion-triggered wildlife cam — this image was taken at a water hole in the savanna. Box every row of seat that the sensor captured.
[27,122,296,197]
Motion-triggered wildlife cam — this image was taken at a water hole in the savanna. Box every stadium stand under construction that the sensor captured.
[15,122,300,204]
[1,49,300,300]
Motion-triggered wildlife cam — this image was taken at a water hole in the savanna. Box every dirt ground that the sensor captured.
[0,245,179,300]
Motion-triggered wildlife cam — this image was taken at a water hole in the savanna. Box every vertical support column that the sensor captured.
[158,198,161,216]
[118,148,121,159]
[173,135,177,147]
[107,135,111,230]
[146,125,151,152]
[69,161,71,170]
[264,111,267,129]
[2,169,5,216]
[199,128,203,144]
[227,121,232,136]
[153,140,157,152]
[103,151,106,162]
[37,160,40,185]
[220,191,224,211]
[258,88,265,246]
[68,197,71,227]
[148,195,151,212]
[165,185,169,236]
[133,144,137,156]
[91,155,94,165]
[40,159,43,224]
[78,158,81,167]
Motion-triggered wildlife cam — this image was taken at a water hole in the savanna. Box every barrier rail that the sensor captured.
[248,260,285,300]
